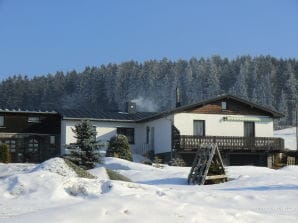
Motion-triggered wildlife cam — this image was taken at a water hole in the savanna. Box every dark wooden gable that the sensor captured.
[0,112,61,134]
[185,98,273,116]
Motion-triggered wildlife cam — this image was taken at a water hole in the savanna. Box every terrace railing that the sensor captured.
[175,135,284,152]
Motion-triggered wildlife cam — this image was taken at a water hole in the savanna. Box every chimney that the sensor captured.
[127,102,137,114]
[176,87,181,107]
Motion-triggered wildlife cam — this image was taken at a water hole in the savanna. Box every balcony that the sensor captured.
[173,135,285,153]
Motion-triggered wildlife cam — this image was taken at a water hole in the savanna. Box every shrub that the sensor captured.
[106,135,132,161]
[0,143,11,163]
[169,156,186,167]
[153,156,163,168]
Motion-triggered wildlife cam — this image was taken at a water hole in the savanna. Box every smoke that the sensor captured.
[131,97,158,112]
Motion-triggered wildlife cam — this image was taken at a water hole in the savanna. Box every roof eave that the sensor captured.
[62,117,138,123]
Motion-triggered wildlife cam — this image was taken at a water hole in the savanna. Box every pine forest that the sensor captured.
[0,55,297,128]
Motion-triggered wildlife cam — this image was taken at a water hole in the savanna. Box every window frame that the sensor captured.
[146,126,150,144]
[28,138,39,152]
[50,136,56,145]
[221,101,227,111]
[193,120,206,136]
[116,127,135,144]
[244,121,255,137]
[28,116,41,123]
[0,116,4,127]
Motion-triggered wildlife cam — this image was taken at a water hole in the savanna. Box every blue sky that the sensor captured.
[0,0,298,78]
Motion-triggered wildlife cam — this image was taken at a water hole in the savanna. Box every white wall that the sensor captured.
[60,113,274,155]
[174,113,273,137]
[145,117,173,154]
[60,120,146,154]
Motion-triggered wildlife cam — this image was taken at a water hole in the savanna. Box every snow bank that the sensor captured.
[1,157,298,222]
[103,157,190,185]
[88,167,109,180]
[0,163,35,178]
[274,127,297,150]
[31,157,77,177]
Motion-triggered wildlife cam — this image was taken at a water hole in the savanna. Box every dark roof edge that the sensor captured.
[0,109,58,115]
[62,117,137,123]
[138,94,284,122]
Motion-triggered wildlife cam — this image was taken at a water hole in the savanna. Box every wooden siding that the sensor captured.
[186,99,272,116]
[0,112,61,163]
[0,112,61,134]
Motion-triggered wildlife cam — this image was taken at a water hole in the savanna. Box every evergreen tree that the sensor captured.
[0,56,298,127]
[284,63,297,125]
[277,90,288,127]
[66,120,101,169]
[230,61,249,98]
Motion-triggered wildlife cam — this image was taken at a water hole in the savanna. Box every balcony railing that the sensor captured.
[174,135,285,152]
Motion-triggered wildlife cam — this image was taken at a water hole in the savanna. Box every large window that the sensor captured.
[0,116,4,126]
[193,120,205,136]
[244,121,255,137]
[117,127,135,144]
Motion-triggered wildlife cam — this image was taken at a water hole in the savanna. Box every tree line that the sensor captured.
[0,55,297,128]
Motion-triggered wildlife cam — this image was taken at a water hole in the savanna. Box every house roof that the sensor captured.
[0,107,155,122]
[58,109,156,122]
[138,94,284,122]
[0,94,283,122]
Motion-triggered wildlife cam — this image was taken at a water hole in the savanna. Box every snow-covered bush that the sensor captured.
[106,135,132,161]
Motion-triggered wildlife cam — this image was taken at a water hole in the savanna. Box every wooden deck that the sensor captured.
[174,135,285,152]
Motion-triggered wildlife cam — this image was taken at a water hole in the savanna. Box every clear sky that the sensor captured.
[0,0,298,79]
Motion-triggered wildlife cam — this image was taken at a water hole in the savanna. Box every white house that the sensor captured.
[0,94,285,166]
[59,95,285,167]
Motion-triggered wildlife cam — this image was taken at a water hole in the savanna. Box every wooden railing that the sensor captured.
[175,135,284,152]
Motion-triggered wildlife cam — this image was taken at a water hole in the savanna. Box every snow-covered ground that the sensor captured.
[0,157,297,223]
[274,127,297,150]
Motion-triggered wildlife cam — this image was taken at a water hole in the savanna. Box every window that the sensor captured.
[193,120,205,136]
[28,138,39,152]
[5,140,16,152]
[244,121,255,137]
[50,136,55,145]
[117,127,135,144]
[146,126,150,144]
[28,116,40,123]
[0,116,4,126]
[221,101,227,110]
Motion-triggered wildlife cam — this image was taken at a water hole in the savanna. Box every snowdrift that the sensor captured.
[0,157,297,223]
